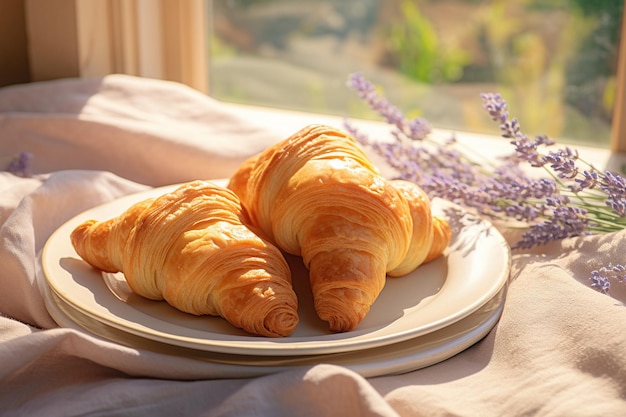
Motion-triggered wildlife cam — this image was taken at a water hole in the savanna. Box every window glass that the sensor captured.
[208,0,623,147]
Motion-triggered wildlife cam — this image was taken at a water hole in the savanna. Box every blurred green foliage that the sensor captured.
[388,0,469,83]
[209,0,622,145]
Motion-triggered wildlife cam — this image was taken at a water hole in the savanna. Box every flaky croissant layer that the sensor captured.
[228,124,452,332]
[71,180,299,337]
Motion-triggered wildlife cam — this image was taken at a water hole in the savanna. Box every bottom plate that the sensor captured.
[44,281,507,378]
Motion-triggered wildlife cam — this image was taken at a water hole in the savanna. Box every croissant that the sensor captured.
[228,125,451,332]
[70,180,299,337]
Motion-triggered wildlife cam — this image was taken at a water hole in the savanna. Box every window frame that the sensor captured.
[24,0,208,92]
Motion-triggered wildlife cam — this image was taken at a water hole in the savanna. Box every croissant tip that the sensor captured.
[70,219,95,240]
[260,308,299,337]
[327,318,357,333]
[69,220,97,260]
[315,301,365,333]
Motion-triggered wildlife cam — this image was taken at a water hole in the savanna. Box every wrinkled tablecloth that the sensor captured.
[1,75,626,417]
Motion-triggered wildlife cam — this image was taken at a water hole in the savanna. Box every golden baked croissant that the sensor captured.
[70,180,299,337]
[228,125,451,332]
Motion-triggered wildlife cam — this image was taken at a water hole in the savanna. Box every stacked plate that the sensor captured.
[42,182,511,378]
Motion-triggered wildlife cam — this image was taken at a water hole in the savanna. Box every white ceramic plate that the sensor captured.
[43,280,506,378]
[42,181,510,356]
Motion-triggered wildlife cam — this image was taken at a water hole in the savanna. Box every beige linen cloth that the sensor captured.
[1,75,626,417]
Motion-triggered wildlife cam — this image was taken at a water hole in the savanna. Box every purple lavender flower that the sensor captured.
[406,116,432,141]
[347,72,431,141]
[3,152,33,177]
[599,171,626,217]
[542,148,581,180]
[572,170,599,192]
[515,201,589,249]
[590,270,612,294]
[480,93,510,128]
[590,264,626,294]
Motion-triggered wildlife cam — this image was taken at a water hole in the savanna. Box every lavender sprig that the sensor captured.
[2,152,33,177]
[590,264,626,294]
[347,72,432,141]
[345,72,626,250]
[480,93,626,241]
